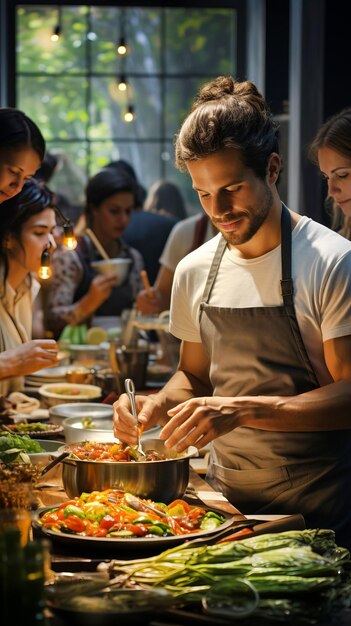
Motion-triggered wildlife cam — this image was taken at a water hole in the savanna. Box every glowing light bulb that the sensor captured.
[38,249,52,280]
[51,25,61,42]
[117,37,127,55]
[64,236,77,250]
[118,79,127,92]
[124,105,135,123]
[63,223,77,250]
[38,265,52,280]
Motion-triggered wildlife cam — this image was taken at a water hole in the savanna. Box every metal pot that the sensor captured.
[60,439,198,503]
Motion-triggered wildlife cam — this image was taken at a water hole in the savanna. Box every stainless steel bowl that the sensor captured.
[60,438,197,502]
[49,402,113,426]
[63,414,161,444]
[28,439,63,466]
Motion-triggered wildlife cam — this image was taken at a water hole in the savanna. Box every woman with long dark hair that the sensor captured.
[0,107,45,204]
[0,179,58,395]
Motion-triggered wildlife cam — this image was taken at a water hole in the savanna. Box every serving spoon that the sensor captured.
[124,378,145,457]
[39,451,70,477]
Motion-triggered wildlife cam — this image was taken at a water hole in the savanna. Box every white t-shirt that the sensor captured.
[160,214,215,272]
[170,216,351,386]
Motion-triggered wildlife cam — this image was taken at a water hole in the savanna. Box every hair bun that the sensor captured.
[194,76,267,114]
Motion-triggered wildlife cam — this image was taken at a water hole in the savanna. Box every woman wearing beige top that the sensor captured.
[0,179,58,395]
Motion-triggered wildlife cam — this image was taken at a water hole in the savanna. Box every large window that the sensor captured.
[15,4,242,212]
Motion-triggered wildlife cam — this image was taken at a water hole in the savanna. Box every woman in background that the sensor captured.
[45,167,144,339]
[309,107,351,240]
[144,179,188,221]
[0,107,45,204]
[0,179,58,395]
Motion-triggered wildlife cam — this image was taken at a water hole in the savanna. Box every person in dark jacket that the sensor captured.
[107,161,177,284]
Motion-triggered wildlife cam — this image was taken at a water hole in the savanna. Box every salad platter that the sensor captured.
[33,488,235,553]
[2,421,64,439]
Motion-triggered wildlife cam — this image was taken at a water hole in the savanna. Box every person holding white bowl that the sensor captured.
[44,168,144,340]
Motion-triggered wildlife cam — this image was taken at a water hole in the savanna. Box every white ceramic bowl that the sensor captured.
[91,258,131,283]
[38,383,102,408]
[28,439,62,466]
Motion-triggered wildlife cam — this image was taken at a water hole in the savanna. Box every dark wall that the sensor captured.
[265,0,290,115]
[323,0,351,119]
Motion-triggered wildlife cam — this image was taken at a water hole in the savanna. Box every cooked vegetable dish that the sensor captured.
[38,489,226,538]
[65,441,169,462]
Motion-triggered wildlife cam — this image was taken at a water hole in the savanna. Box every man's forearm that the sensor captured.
[155,369,212,419]
[241,379,351,431]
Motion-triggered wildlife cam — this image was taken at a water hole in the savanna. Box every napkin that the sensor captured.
[7,392,41,414]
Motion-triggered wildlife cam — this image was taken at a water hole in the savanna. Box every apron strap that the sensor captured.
[199,235,226,323]
[199,203,292,322]
[279,205,319,385]
[280,204,294,307]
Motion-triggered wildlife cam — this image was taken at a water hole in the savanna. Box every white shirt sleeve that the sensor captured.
[159,215,198,271]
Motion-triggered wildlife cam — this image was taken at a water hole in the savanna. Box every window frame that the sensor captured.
[3,1,246,211]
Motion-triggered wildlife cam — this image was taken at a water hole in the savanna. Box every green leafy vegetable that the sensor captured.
[103,528,351,624]
[0,433,43,454]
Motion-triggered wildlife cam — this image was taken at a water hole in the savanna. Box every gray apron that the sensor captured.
[199,204,351,548]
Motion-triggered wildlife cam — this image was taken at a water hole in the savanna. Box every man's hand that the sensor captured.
[113,391,167,444]
[160,396,242,452]
[0,339,59,379]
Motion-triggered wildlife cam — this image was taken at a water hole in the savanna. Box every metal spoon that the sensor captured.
[107,492,162,517]
[39,451,70,477]
[124,378,145,457]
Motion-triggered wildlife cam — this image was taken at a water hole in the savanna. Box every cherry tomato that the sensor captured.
[124,523,148,536]
[100,515,116,530]
[63,515,87,533]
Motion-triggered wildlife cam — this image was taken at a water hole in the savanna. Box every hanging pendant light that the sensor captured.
[62,223,77,250]
[117,36,127,56]
[124,104,135,123]
[51,6,62,42]
[38,249,52,280]
[52,200,77,250]
[118,74,128,92]
[116,8,129,56]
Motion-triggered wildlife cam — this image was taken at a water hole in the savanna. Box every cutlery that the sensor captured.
[124,378,145,457]
[107,492,163,517]
[85,228,110,261]
[39,451,70,477]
